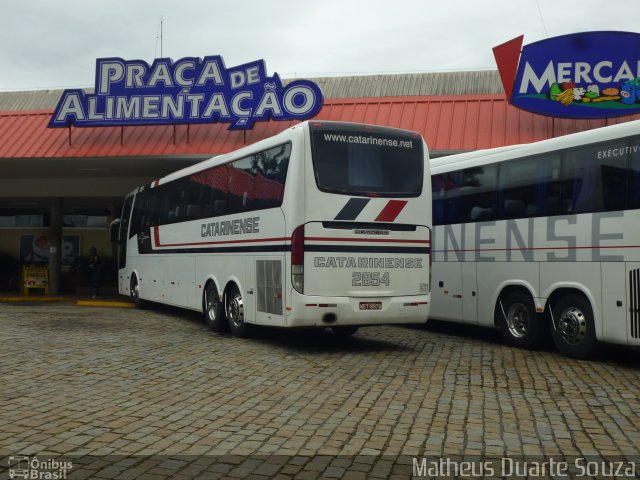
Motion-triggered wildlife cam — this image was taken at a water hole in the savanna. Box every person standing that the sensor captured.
[88,247,103,299]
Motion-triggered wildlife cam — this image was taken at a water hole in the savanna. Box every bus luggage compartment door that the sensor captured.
[302,222,430,297]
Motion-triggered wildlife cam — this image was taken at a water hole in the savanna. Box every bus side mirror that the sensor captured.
[109,219,121,243]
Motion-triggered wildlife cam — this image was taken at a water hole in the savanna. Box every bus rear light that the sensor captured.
[428,227,432,293]
[291,225,305,293]
[291,225,305,265]
[292,272,304,293]
[403,302,429,307]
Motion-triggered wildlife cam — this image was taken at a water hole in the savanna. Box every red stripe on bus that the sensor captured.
[374,200,408,222]
[153,225,159,246]
[153,226,289,248]
[440,245,640,253]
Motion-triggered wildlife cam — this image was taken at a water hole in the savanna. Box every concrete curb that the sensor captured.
[75,300,135,308]
[0,295,67,302]
[0,295,134,308]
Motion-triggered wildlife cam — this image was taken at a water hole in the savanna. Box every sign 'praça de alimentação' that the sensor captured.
[48,56,324,130]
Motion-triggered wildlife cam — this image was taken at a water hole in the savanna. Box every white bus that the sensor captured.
[429,119,640,358]
[110,121,432,337]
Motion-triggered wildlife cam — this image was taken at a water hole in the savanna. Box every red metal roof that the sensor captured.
[0,95,637,159]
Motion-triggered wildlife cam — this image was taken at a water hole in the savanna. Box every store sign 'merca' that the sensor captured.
[49,56,324,130]
[493,31,640,119]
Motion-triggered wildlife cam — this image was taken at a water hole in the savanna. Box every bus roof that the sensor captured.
[430,118,640,174]
[127,120,426,194]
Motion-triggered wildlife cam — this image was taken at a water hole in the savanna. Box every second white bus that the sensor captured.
[111,121,432,337]
[430,119,640,358]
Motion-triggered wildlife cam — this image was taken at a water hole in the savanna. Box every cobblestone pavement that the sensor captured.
[1,302,639,479]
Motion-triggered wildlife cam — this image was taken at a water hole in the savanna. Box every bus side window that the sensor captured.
[562,140,627,214]
[628,138,640,209]
[254,145,290,209]
[130,189,155,235]
[127,195,139,239]
[497,159,532,219]
[444,171,463,224]
[197,167,226,218]
[184,178,203,220]
[450,165,496,223]
[541,156,562,216]
[214,200,226,216]
[166,180,187,224]
[431,174,446,226]
[228,156,255,213]
[496,154,560,219]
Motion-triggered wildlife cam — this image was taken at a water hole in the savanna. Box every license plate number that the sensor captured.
[359,302,382,311]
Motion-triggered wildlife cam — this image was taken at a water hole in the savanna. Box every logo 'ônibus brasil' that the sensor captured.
[49,56,324,130]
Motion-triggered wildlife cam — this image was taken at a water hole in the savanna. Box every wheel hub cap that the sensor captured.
[228,296,243,327]
[507,303,529,338]
[558,307,586,345]
[207,293,218,320]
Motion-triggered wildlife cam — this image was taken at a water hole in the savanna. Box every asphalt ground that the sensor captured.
[1,301,639,479]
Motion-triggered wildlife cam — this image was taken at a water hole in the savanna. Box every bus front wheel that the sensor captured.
[204,282,226,332]
[551,294,596,359]
[497,291,543,349]
[226,285,251,338]
[130,275,146,309]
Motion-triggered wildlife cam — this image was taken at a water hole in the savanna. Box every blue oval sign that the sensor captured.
[495,31,640,119]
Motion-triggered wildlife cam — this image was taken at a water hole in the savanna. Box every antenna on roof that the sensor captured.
[155,16,164,58]
[534,0,548,38]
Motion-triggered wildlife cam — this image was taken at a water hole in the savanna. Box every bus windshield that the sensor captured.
[310,125,423,197]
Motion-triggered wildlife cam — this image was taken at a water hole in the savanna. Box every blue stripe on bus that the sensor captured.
[334,198,370,220]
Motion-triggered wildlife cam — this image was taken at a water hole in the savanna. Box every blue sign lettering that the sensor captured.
[49,56,324,130]
[494,32,640,119]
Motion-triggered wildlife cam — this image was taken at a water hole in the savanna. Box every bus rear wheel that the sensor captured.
[204,282,226,332]
[226,285,251,338]
[551,294,596,359]
[498,291,543,349]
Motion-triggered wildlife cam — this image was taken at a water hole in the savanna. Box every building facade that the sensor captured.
[0,70,635,293]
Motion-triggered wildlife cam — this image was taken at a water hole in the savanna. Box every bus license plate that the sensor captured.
[360,302,382,311]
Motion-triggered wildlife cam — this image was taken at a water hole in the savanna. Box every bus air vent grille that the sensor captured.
[630,268,640,339]
[257,260,283,316]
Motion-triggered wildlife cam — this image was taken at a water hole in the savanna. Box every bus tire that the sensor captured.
[130,275,146,309]
[551,294,597,359]
[226,285,251,338]
[203,282,226,332]
[331,325,359,337]
[497,291,542,349]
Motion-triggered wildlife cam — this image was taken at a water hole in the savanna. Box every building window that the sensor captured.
[0,209,109,228]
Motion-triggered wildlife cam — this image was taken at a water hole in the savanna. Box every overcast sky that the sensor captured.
[1,0,638,91]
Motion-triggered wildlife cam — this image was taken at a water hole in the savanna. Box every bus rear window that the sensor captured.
[310,128,423,197]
